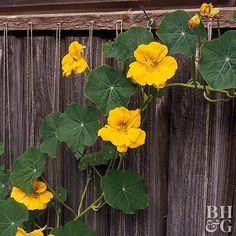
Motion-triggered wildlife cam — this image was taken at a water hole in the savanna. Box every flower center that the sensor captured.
[143,56,159,71]
[118,123,128,133]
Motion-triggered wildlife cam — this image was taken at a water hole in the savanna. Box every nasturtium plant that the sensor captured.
[57,103,99,149]
[85,65,136,115]
[10,148,45,194]
[40,112,62,158]
[101,169,148,214]
[103,26,154,65]
[1,3,236,235]
[199,30,236,89]
[51,220,96,236]
[0,166,10,199]
[0,198,28,236]
[156,10,207,56]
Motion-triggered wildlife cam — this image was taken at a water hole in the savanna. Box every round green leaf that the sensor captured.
[0,198,28,236]
[156,10,206,56]
[51,220,96,236]
[101,169,148,214]
[57,103,99,149]
[85,65,136,115]
[0,166,10,199]
[54,187,67,203]
[40,112,62,158]
[199,30,236,89]
[103,26,154,64]
[10,148,45,194]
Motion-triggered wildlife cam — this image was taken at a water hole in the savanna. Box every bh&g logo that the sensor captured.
[206,206,232,233]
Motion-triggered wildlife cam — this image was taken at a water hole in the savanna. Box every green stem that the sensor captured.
[217,18,221,38]
[77,170,92,215]
[107,158,113,170]
[203,91,229,102]
[91,165,102,178]
[55,206,60,227]
[165,82,229,94]
[41,176,76,216]
[34,222,42,229]
[74,194,104,220]
[117,154,124,170]
[141,93,153,127]
[139,86,145,108]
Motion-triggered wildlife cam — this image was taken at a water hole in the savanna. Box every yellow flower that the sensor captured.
[98,107,146,152]
[188,14,201,29]
[16,227,45,236]
[127,42,178,88]
[48,235,54,236]
[62,41,88,77]
[11,180,53,210]
[210,8,220,17]
[200,3,213,17]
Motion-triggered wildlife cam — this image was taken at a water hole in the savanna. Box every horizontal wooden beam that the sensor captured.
[0,7,235,30]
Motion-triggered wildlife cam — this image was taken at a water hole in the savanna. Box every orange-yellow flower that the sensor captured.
[98,107,146,152]
[16,227,45,236]
[11,180,53,210]
[127,42,178,88]
[200,3,213,17]
[188,14,201,29]
[62,41,88,77]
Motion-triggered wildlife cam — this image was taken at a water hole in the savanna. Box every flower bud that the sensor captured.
[200,3,213,17]
[188,14,201,29]
[210,8,220,18]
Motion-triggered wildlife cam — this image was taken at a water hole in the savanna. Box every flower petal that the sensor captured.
[73,56,89,74]
[16,227,27,236]
[109,131,129,147]
[127,128,143,143]
[98,125,117,141]
[128,129,146,149]
[127,109,141,128]
[117,145,128,153]
[152,56,178,88]
[148,42,168,63]
[127,62,147,86]
[62,54,74,77]
[27,197,47,210]
[69,41,86,60]
[107,107,130,127]
[34,181,47,194]
[39,191,54,204]
[28,229,44,236]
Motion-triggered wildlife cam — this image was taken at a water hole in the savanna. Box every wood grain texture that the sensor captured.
[0,31,235,236]
[0,0,232,15]
[0,7,235,30]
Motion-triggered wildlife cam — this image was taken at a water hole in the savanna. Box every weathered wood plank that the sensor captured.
[0,7,235,30]
[167,55,210,236]
[167,55,236,236]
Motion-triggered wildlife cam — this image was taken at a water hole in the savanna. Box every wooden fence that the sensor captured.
[0,30,235,236]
